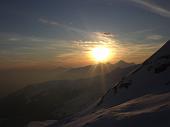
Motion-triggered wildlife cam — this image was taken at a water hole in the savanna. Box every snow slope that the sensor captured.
[97,40,170,108]
[59,92,170,127]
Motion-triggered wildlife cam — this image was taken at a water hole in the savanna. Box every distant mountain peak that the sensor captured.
[117,60,126,63]
[113,60,135,69]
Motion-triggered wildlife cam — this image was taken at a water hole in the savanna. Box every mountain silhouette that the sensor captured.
[0,61,137,127]
[67,60,134,74]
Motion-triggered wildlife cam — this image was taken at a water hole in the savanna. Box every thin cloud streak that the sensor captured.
[130,0,170,18]
[146,35,163,40]
[39,18,87,34]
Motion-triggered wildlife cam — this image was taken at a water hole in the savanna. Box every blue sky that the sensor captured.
[0,0,170,69]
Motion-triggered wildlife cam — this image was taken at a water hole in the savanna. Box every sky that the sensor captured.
[0,0,170,70]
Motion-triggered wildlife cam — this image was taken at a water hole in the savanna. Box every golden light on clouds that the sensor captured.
[53,31,163,68]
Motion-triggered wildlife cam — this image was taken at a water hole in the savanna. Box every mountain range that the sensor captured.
[27,40,170,127]
[0,60,134,97]
[1,40,170,127]
[0,60,137,127]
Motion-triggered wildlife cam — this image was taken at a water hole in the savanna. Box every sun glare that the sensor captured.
[91,47,111,62]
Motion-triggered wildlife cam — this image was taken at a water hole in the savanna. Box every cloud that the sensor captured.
[73,32,163,63]
[39,18,61,26]
[39,18,86,34]
[146,35,163,40]
[73,32,117,50]
[127,29,153,35]
[0,31,164,67]
[130,0,170,18]
[8,38,21,41]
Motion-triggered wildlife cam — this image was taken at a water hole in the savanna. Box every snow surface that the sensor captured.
[97,40,170,108]
[59,92,170,127]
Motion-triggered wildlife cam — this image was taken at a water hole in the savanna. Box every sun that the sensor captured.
[91,47,111,62]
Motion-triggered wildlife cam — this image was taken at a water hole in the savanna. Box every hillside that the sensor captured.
[0,62,137,127]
